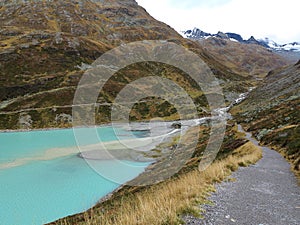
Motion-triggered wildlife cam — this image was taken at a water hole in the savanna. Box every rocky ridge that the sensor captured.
[183,28,300,63]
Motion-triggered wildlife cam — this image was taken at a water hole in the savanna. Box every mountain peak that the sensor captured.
[247,36,256,41]
[183,28,211,39]
[182,27,300,55]
[216,31,228,39]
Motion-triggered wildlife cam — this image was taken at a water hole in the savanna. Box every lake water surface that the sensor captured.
[0,126,150,225]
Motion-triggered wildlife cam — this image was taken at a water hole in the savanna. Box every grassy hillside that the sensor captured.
[197,37,289,79]
[0,0,289,129]
[231,60,300,172]
[49,121,262,225]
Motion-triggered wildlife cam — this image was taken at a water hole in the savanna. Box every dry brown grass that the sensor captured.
[57,141,262,225]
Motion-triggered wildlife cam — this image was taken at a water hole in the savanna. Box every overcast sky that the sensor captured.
[136,0,299,44]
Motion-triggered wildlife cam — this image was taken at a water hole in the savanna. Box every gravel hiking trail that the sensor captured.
[184,125,300,225]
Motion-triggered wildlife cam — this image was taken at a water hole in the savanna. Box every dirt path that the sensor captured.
[184,125,300,225]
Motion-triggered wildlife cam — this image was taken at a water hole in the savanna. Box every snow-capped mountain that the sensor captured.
[183,28,244,42]
[182,28,300,52]
[259,38,300,52]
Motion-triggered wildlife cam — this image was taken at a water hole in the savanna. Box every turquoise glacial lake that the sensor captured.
[0,126,149,225]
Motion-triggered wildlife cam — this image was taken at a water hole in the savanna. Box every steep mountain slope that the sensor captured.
[0,0,234,129]
[231,60,300,172]
[0,0,181,101]
[195,37,289,78]
[183,28,290,77]
[0,0,290,129]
